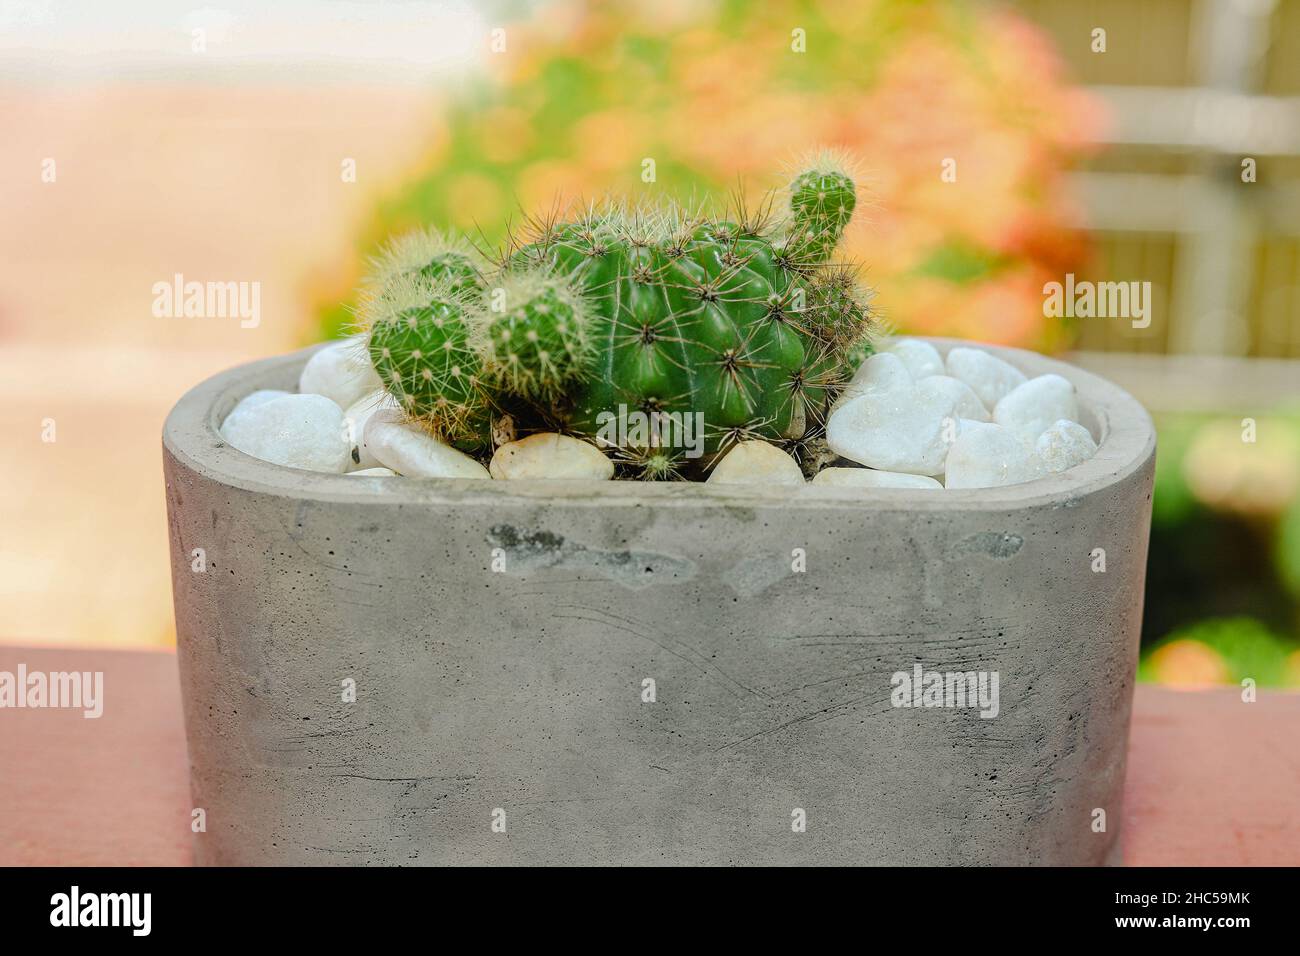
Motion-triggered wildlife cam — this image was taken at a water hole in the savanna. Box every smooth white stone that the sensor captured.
[707,441,805,485]
[918,374,990,422]
[347,467,397,476]
[221,389,292,433]
[993,374,1079,442]
[489,433,614,480]
[945,347,1028,410]
[220,394,351,473]
[837,351,913,406]
[363,410,490,479]
[1035,419,1098,474]
[826,374,990,475]
[812,467,942,489]
[344,390,400,469]
[850,350,914,390]
[887,338,944,380]
[929,419,986,480]
[944,421,1041,489]
[298,336,382,410]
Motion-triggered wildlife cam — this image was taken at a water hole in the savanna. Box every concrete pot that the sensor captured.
[163,338,1155,866]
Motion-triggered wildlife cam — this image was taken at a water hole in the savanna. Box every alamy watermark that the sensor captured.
[0,664,103,718]
[151,273,261,328]
[595,404,705,459]
[1043,273,1151,329]
[890,664,999,719]
[50,886,150,936]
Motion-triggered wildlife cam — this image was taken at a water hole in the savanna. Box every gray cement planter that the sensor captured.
[163,338,1155,866]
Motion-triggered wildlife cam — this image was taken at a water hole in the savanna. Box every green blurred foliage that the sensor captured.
[1277,494,1300,601]
[1141,411,1300,685]
[1150,414,1200,530]
[1138,617,1294,688]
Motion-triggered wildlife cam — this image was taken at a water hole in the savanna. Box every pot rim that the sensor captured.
[163,336,1156,512]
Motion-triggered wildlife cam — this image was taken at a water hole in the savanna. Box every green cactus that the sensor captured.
[366,227,483,295]
[611,443,689,482]
[362,273,492,449]
[354,158,874,476]
[477,270,596,403]
[504,160,869,462]
[808,263,873,350]
[786,157,858,265]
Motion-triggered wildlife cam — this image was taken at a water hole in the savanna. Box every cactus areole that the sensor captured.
[358,158,875,477]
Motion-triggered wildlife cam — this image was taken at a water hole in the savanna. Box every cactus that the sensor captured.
[477,271,596,403]
[786,161,858,265]
[367,227,483,295]
[355,158,875,476]
[362,273,492,449]
[505,157,871,463]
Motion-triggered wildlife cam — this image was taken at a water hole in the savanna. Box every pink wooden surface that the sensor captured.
[0,647,192,866]
[1,646,1296,866]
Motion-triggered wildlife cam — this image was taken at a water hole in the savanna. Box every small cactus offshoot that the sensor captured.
[351,158,876,478]
[363,274,491,450]
[366,227,483,296]
[478,271,595,403]
[786,155,858,265]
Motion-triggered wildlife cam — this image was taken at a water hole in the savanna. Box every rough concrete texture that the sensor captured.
[163,339,1155,865]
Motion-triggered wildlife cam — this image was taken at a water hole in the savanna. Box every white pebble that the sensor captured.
[1035,419,1098,474]
[344,389,400,469]
[363,411,490,479]
[812,467,942,489]
[827,374,985,475]
[707,441,805,485]
[229,388,289,413]
[945,347,1028,410]
[221,394,352,473]
[993,374,1078,442]
[852,350,914,390]
[944,421,1041,489]
[918,374,990,422]
[489,433,614,480]
[887,338,944,380]
[837,351,913,406]
[347,467,397,476]
[221,389,291,433]
[298,336,382,410]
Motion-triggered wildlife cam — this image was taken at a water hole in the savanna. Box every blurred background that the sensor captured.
[2,0,1298,688]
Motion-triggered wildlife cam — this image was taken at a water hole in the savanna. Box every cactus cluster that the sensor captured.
[356,157,875,476]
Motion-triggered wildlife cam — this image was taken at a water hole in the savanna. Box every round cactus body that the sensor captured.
[809,263,873,350]
[479,271,596,403]
[514,203,861,461]
[368,228,483,296]
[363,275,492,449]
[787,161,858,264]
